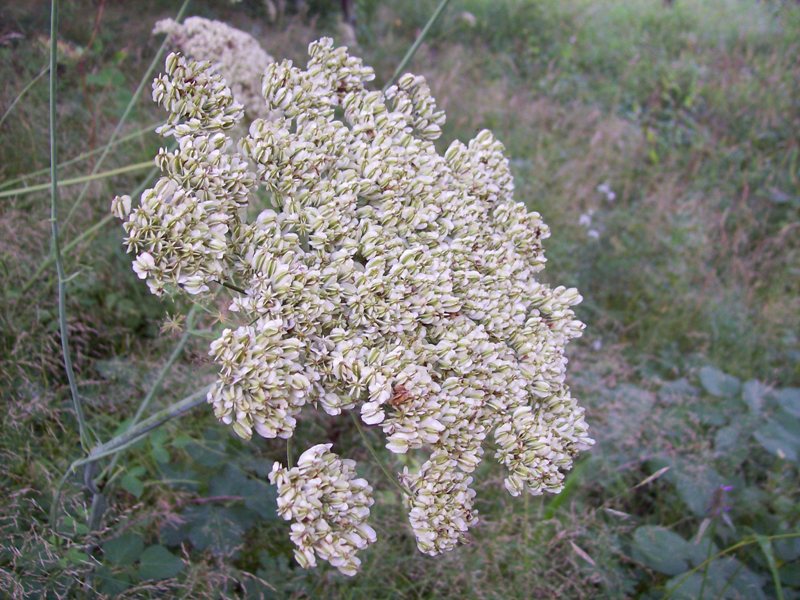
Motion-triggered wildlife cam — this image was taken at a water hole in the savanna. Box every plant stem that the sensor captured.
[218,280,246,294]
[0,161,153,199]
[49,0,93,452]
[382,0,452,92]
[87,306,199,529]
[62,0,191,227]
[698,519,716,599]
[0,65,49,129]
[349,412,412,497]
[50,387,208,529]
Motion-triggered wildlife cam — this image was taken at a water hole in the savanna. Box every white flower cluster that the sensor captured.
[400,452,477,555]
[114,36,593,573]
[153,16,274,119]
[270,444,377,576]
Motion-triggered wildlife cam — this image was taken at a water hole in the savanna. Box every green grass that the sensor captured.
[1,0,798,597]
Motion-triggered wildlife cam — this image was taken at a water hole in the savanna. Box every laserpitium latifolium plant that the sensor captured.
[107,18,594,576]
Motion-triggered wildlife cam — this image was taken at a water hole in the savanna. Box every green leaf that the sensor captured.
[753,419,800,463]
[773,388,800,418]
[774,537,800,562]
[150,429,170,464]
[120,472,145,498]
[631,526,694,575]
[652,457,726,517]
[95,565,132,596]
[778,562,800,587]
[208,465,277,520]
[667,558,765,600]
[137,545,184,581]
[742,380,769,415]
[103,532,144,566]
[184,505,247,555]
[699,366,741,398]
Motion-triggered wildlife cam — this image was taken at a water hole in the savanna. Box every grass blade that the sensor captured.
[756,534,785,600]
[0,65,49,129]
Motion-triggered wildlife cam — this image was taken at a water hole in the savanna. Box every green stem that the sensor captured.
[62,0,191,227]
[382,0,452,92]
[49,0,93,452]
[286,438,294,469]
[50,387,208,530]
[218,280,246,294]
[0,122,159,190]
[0,65,49,129]
[698,519,716,599]
[87,306,199,529]
[0,161,153,199]
[349,412,411,497]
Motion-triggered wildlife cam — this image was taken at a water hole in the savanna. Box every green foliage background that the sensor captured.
[0,0,798,597]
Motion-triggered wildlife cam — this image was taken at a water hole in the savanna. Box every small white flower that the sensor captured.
[132,252,155,279]
[111,194,131,219]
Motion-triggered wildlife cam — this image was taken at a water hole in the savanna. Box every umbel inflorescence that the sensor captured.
[113,33,593,575]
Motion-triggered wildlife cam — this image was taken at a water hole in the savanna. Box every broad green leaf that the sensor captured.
[120,472,145,498]
[652,457,726,517]
[180,505,248,555]
[103,532,144,566]
[774,537,800,562]
[150,429,170,464]
[631,526,694,575]
[699,366,741,398]
[753,420,800,463]
[95,565,132,596]
[667,558,765,600]
[137,545,184,580]
[773,388,800,418]
[208,465,277,520]
[742,380,769,415]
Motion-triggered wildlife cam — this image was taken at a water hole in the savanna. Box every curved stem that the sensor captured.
[49,0,93,452]
[50,387,208,530]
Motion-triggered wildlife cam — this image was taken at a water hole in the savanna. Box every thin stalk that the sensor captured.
[87,305,199,528]
[218,280,246,294]
[698,519,716,599]
[0,121,159,190]
[19,164,159,296]
[49,0,92,451]
[0,65,49,129]
[286,438,294,469]
[382,0,452,92]
[349,412,411,497]
[63,0,191,227]
[50,387,208,529]
[0,160,153,199]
